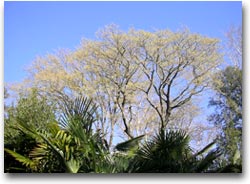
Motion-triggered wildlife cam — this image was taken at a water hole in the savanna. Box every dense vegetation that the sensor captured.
[4,94,241,173]
[4,25,242,173]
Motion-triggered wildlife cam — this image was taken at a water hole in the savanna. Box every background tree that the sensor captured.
[224,25,242,68]
[4,87,9,117]
[209,25,242,166]
[209,66,242,165]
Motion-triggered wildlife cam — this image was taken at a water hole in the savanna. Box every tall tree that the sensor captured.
[10,25,222,146]
[135,28,222,133]
[209,66,242,165]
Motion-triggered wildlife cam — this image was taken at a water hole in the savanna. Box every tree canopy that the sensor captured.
[11,25,222,146]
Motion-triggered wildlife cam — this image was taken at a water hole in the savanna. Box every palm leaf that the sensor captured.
[193,141,216,157]
[115,135,145,152]
[29,143,49,161]
[65,158,81,173]
[194,149,221,172]
[5,148,36,171]
[130,130,193,173]
[60,96,98,134]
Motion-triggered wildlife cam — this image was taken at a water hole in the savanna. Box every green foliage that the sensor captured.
[60,96,98,139]
[96,152,132,173]
[128,130,220,173]
[216,164,242,173]
[4,89,57,172]
[5,101,238,173]
[5,96,110,173]
[105,135,146,173]
[4,79,241,173]
[5,89,56,138]
[209,66,242,166]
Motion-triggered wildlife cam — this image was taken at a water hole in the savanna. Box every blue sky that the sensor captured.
[4,1,242,83]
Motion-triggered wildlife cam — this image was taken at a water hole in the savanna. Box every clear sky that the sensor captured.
[4,1,242,83]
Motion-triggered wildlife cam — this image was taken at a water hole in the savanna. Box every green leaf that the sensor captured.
[193,141,216,157]
[5,148,36,171]
[115,135,144,152]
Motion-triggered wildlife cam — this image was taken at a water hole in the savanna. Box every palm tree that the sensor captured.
[128,130,220,173]
[5,96,109,173]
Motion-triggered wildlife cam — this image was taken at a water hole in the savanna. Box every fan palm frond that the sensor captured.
[130,129,219,173]
[60,96,98,134]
